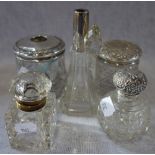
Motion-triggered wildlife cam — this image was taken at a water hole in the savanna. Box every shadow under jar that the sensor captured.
[95,40,142,103]
[14,35,67,98]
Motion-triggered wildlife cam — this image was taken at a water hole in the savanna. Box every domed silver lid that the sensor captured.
[113,69,147,96]
[99,40,142,65]
[14,35,65,61]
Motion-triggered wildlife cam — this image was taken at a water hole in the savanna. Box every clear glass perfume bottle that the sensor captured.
[97,68,150,141]
[60,9,95,116]
[14,35,67,98]
[95,40,142,102]
[5,72,56,153]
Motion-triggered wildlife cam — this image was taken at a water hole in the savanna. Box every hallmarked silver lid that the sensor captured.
[14,35,65,61]
[113,69,147,96]
[99,40,142,65]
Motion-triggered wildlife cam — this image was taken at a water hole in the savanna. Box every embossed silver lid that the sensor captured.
[113,69,147,96]
[99,40,142,65]
[14,35,65,61]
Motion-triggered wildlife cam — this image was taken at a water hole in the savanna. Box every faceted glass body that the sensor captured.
[60,9,95,116]
[5,72,57,153]
[97,91,150,141]
[61,49,95,116]
[5,93,56,153]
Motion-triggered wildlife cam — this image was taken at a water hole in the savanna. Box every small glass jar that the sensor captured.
[13,35,67,98]
[97,68,150,141]
[95,40,142,101]
[5,72,57,153]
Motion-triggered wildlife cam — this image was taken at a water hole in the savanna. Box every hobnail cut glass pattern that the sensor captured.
[97,91,150,141]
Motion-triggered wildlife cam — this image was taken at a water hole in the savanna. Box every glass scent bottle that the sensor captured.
[95,40,142,102]
[14,35,67,98]
[5,72,56,153]
[60,9,95,116]
[97,68,150,141]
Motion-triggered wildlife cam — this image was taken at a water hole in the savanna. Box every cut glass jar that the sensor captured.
[97,68,150,141]
[5,72,57,153]
[95,40,142,102]
[14,35,67,98]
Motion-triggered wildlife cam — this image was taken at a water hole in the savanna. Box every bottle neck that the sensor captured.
[117,90,138,102]
[72,32,85,53]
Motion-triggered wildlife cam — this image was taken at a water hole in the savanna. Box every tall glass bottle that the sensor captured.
[60,9,95,116]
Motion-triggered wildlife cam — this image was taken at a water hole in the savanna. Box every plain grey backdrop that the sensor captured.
[0,2,155,60]
[0,1,155,153]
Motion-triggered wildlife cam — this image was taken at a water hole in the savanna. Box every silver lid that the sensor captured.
[99,40,142,65]
[14,35,65,61]
[113,69,147,96]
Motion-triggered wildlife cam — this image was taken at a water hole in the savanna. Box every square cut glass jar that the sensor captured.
[95,40,142,102]
[5,72,57,153]
[5,94,56,153]
[14,35,67,98]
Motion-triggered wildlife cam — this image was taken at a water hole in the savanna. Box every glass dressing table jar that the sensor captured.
[5,72,57,153]
[14,35,67,98]
[95,40,142,102]
[97,68,150,141]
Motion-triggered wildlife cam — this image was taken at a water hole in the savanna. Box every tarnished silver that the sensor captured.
[113,69,147,96]
[14,35,65,61]
[99,40,142,65]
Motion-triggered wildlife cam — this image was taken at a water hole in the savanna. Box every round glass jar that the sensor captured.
[14,35,67,98]
[95,40,142,101]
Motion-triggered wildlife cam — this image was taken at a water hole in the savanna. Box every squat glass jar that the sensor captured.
[95,40,142,102]
[13,35,67,98]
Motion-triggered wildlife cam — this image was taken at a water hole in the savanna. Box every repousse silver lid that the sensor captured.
[99,40,142,65]
[14,35,65,61]
[113,69,147,96]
